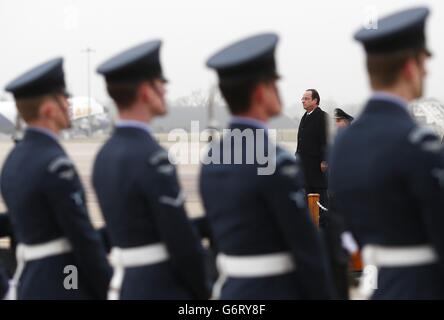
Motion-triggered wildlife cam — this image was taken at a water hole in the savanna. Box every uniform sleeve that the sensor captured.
[141,150,210,299]
[264,152,334,299]
[322,193,351,299]
[97,226,111,254]
[405,128,444,273]
[191,216,219,287]
[0,265,8,299]
[0,214,12,238]
[44,155,112,299]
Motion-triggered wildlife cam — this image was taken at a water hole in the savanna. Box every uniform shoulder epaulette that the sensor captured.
[147,149,175,176]
[408,126,442,153]
[148,149,169,165]
[275,149,301,179]
[275,148,297,165]
[47,155,75,180]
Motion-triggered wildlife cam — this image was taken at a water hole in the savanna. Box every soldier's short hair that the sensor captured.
[106,82,140,110]
[366,48,424,88]
[219,76,276,115]
[16,96,47,122]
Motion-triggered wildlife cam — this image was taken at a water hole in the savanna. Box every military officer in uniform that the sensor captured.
[333,108,354,130]
[1,58,112,299]
[329,6,444,299]
[94,40,210,300]
[200,33,334,299]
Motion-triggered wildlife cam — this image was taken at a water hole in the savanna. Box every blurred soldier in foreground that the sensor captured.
[330,7,444,299]
[0,120,30,292]
[94,40,210,300]
[1,58,112,299]
[201,33,333,299]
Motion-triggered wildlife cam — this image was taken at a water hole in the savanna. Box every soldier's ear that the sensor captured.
[137,82,152,105]
[38,97,56,120]
[403,57,420,82]
[251,82,266,106]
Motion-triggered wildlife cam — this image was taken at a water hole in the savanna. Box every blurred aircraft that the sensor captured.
[67,96,111,137]
[0,101,17,135]
[0,96,111,138]
[411,98,444,138]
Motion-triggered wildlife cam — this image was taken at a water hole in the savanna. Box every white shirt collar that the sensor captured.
[230,116,268,130]
[115,119,152,135]
[26,126,59,142]
[371,91,408,110]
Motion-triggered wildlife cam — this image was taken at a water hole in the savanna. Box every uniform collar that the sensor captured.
[26,126,59,142]
[370,91,408,110]
[229,116,268,130]
[115,119,152,135]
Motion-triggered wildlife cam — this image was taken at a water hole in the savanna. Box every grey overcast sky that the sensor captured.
[1,0,443,110]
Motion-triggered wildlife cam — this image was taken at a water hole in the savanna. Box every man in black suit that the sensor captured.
[296,89,329,226]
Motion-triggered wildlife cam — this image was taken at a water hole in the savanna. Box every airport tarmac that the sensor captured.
[0,137,297,228]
